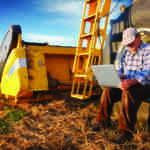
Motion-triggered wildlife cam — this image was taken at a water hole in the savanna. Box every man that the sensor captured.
[94,27,150,144]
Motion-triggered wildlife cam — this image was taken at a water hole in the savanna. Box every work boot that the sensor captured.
[110,133,133,144]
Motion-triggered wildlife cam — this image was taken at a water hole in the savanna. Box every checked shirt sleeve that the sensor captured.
[118,50,127,75]
[135,50,150,85]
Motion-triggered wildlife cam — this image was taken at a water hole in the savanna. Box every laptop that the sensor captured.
[91,64,121,88]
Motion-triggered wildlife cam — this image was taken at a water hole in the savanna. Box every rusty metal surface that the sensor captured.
[131,0,150,28]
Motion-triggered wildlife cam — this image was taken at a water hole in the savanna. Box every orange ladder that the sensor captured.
[71,0,111,99]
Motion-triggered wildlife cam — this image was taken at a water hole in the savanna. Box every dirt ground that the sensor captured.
[0,93,150,150]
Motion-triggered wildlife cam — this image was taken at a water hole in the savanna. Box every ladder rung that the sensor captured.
[84,14,96,21]
[86,0,97,4]
[79,51,89,56]
[80,33,92,39]
[78,49,101,56]
[74,74,88,78]
[71,94,89,99]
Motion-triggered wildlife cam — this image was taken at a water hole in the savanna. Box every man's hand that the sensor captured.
[118,78,138,90]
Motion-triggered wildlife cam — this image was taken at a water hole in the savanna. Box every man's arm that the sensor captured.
[119,47,150,90]
[117,50,128,76]
[135,50,150,85]
[117,49,137,90]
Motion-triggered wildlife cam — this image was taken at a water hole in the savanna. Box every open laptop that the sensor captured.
[91,64,121,88]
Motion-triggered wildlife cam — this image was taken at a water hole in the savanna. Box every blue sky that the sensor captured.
[0,0,132,46]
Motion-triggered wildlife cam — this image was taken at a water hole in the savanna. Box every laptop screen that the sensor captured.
[91,64,121,88]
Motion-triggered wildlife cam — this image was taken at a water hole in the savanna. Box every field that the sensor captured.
[0,92,150,150]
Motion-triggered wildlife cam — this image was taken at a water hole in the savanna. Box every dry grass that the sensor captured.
[0,94,149,150]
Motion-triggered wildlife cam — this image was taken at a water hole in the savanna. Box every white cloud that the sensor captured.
[23,1,82,47]
[44,17,82,30]
[34,0,83,30]
[42,0,84,16]
[55,1,83,16]
[23,33,77,46]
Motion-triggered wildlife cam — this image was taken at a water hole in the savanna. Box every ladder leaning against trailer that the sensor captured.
[71,0,111,99]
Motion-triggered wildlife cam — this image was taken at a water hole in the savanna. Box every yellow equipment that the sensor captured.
[0,25,77,103]
[71,0,111,99]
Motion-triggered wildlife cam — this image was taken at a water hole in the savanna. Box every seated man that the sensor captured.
[95,27,150,144]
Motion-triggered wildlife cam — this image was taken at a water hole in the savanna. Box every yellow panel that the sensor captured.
[45,54,74,84]
[24,45,75,84]
[24,45,76,85]
[26,49,48,91]
[1,48,29,97]
[26,45,76,55]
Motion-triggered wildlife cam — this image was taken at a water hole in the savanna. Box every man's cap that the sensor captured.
[122,27,138,46]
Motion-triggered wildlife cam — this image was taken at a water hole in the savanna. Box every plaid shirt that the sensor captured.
[118,42,150,85]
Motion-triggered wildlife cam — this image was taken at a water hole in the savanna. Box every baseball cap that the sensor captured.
[122,27,138,46]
